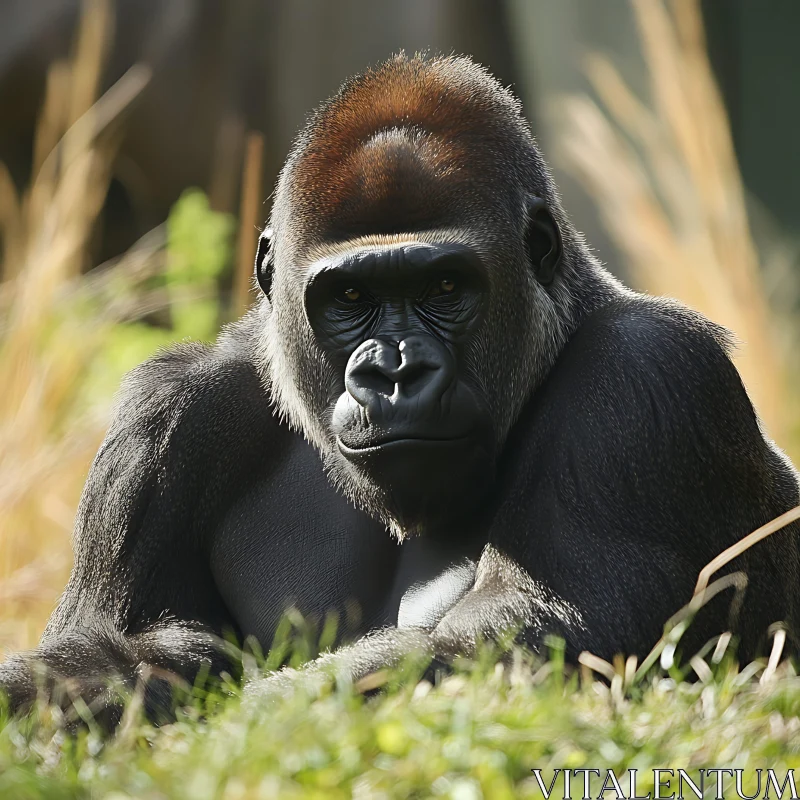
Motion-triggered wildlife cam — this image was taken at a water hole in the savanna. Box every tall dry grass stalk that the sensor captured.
[557,0,795,454]
[234,131,265,316]
[0,0,153,652]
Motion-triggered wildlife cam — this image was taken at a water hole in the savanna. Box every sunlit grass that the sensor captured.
[1,643,799,799]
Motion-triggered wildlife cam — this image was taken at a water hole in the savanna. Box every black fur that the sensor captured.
[1,54,798,721]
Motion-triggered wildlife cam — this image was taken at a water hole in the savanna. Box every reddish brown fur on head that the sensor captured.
[271,53,553,251]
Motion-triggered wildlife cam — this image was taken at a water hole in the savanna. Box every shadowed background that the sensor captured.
[0,0,798,654]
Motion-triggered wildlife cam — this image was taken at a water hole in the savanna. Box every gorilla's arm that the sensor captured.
[0,336,271,716]
[430,299,800,663]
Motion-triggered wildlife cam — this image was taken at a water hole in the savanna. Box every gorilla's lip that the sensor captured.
[337,435,473,455]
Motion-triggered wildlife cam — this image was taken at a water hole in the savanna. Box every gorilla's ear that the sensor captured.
[255,227,274,298]
[524,196,562,285]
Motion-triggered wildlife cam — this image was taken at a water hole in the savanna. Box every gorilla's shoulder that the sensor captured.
[111,310,276,448]
[567,294,736,379]
[544,294,753,440]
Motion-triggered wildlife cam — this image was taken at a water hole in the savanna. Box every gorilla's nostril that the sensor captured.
[358,370,396,397]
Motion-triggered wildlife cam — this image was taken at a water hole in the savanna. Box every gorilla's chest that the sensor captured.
[209,433,486,648]
[210,437,398,645]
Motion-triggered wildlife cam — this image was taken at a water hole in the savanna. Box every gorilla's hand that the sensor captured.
[0,620,229,728]
[428,546,585,660]
[0,628,140,729]
[243,626,433,704]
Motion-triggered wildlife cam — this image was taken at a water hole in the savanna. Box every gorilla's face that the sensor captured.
[259,194,565,538]
[258,53,570,537]
[303,241,495,533]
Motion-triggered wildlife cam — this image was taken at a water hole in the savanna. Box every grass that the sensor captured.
[1,646,800,799]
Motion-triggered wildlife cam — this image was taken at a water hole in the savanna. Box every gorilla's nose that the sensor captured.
[345,336,455,414]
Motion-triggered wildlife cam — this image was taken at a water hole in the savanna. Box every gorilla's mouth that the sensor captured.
[337,435,473,455]
[334,430,494,531]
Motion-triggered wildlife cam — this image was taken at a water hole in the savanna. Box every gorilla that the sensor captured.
[1,54,799,719]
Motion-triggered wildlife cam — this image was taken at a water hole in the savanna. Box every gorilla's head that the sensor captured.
[256,54,599,538]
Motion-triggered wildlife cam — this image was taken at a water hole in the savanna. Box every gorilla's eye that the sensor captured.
[426,278,457,299]
[339,288,361,303]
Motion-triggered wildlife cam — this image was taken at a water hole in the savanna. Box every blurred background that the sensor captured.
[0,0,798,655]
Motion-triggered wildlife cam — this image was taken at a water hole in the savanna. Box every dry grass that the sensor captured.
[557,0,797,454]
[0,0,156,652]
[233,131,265,316]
